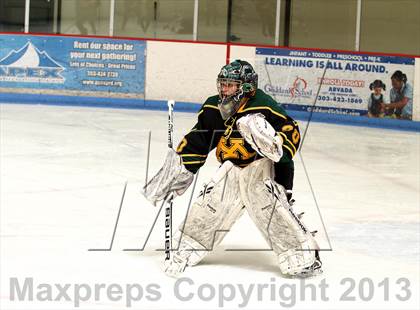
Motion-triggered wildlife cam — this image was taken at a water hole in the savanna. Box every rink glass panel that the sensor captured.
[229,0,279,45]
[59,0,111,36]
[289,0,358,50]
[28,0,57,33]
[114,0,156,38]
[114,0,195,40]
[360,0,420,55]
[0,0,25,32]
[197,0,228,42]
[2,0,419,55]
[151,0,194,40]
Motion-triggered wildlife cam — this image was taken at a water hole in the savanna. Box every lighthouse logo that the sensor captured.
[0,41,65,83]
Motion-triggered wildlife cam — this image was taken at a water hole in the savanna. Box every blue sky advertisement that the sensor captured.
[0,34,145,99]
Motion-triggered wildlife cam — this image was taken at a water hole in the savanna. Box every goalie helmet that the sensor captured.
[217,59,258,120]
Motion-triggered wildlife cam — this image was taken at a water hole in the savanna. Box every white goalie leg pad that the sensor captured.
[173,230,208,267]
[180,160,244,252]
[237,113,283,162]
[239,158,319,276]
[166,161,244,277]
[164,230,208,278]
[267,181,321,276]
[277,239,319,277]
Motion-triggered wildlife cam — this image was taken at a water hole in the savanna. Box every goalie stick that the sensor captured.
[165,100,175,261]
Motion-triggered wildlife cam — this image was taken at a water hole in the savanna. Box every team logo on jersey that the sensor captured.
[0,41,65,83]
[216,136,256,161]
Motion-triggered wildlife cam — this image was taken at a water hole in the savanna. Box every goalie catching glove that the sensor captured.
[142,148,194,206]
[237,113,283,162]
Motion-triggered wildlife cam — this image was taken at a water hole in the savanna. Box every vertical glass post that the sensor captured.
[53,0,59,33]
[153,1,158,38]
[24,0,30,33]
[193,0,199,40]
[274,0,281,45]
[109,0,115,36]
[355,0,362,51]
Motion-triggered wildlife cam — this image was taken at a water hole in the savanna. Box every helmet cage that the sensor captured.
[216,78,243,120]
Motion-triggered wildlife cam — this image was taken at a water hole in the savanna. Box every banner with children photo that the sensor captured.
[255,48,416,120]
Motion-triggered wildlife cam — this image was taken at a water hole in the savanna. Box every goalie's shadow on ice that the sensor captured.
[129,246,279,274]
[197,248,280,274]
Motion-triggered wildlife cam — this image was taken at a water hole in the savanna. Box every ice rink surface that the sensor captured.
[1,103,419,310]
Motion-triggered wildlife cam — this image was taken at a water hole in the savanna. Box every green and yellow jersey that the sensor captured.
[176,89,300,191]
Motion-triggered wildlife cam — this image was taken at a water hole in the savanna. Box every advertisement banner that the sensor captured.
[256,48,416,120]
[0,34,145,98]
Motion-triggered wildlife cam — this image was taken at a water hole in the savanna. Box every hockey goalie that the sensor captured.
[142,59,322,278]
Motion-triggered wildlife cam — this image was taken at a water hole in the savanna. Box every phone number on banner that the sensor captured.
[318,95,363,104]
